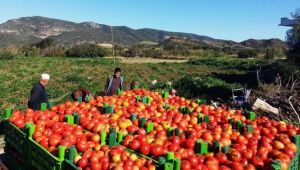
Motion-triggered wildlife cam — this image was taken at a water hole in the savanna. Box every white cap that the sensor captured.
[41,73,50,80]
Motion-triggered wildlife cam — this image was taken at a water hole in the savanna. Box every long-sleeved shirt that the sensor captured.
[104,76,124,96]
[28,82,48,110]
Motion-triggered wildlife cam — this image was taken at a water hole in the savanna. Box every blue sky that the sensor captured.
[0,0,299,42]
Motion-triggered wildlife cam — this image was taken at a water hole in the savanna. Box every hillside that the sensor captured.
[0,16,214,47]
[0,16,287,50]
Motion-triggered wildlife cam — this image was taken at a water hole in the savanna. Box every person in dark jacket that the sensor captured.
[104,67,125,96]
[71,87,93,102]
[28,73,50,110]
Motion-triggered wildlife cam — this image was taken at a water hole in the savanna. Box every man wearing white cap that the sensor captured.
[28,73,50,110]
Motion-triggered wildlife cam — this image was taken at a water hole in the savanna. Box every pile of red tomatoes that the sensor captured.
[8,88,300,170]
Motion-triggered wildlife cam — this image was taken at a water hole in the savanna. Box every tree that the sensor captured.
[264,48,285,59]
[65,44,108,58]
[286,9,300,44]
[32,38,55,49]
[123,46,143,57]
[287,9,300,62]
[238,49,258,58]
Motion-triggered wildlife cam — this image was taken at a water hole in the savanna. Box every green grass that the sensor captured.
[0,55,269,109]
[188,57,270,73]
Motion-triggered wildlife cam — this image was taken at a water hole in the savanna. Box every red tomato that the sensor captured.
[139,144,150,155]
[129,140,140,150]
[78,157,88,168]
[40,138,49,149]
[205,156,219,168]
[123,135,134,147]
[136,135,147,145]
[219,166,231,170]
[14,119,25,128]
[231,162,244,170]
[150,145,163,156]
[169,136,181,145]
[181,160,191,170]
[242,149,254,159]
[137,128,147,135]
[109,149,121,157]
[124,160,134,167]
[236,135,248,145]
[89,134,100,143]
[287,128,297,136]
[76,140,89,152]
[215,153,228,163]
[251,156,264,168]
[188,155,198,168]
[229,149,242,162]
[90,162,102,170]
[100,145,110,152]
[49,136,61,147]
[245,164,256,170]
[168,144,179,152]
[184,139,195,149]
[89,155,99,163]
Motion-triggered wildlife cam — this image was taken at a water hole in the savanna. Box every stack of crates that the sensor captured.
[4,122,29,170]
[4,121,66,170]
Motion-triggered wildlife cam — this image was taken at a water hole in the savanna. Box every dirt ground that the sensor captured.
[104,57,189,64]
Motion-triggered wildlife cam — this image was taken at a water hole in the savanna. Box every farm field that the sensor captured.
[0,56,268,109]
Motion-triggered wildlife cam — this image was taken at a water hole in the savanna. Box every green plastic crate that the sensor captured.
[28,138,63,170]
[288,151,300,170]
[63,160,79,170]
[4,122,29,170]
[288,135,300,170]
[3,152,27,170]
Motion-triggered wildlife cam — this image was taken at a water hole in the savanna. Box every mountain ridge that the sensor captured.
[0,16,287,49]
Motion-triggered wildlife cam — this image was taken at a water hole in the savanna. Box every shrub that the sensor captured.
[199,50,224,58]
[264,48,286,59]
[20,46,40,56]
[124,46,142,57]
[41,46,66,57]
[106,44,124,56]
[66,44,108,58]
[173,75,241,99]
[32,38,55,49]
[187,58,268,71]
[238,49,258,58]
[288,42,300,63]
[143,48,163,58]
[0,49,16,60]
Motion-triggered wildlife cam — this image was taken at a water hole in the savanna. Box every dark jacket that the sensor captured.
[104,76,124,96]
[28,82,48,110]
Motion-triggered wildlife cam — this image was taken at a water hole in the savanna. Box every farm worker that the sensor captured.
[104,67,125,95]
[169,89,177,98]
[71,86,93,102]
[28,73,50,110]
[130,80,140,90]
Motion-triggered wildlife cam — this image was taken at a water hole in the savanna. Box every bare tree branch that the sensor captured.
[276,73,282,93]
[256,67,261,86]
[291,79,298,92]
[287,96,300,124]
[285,76,291,88]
